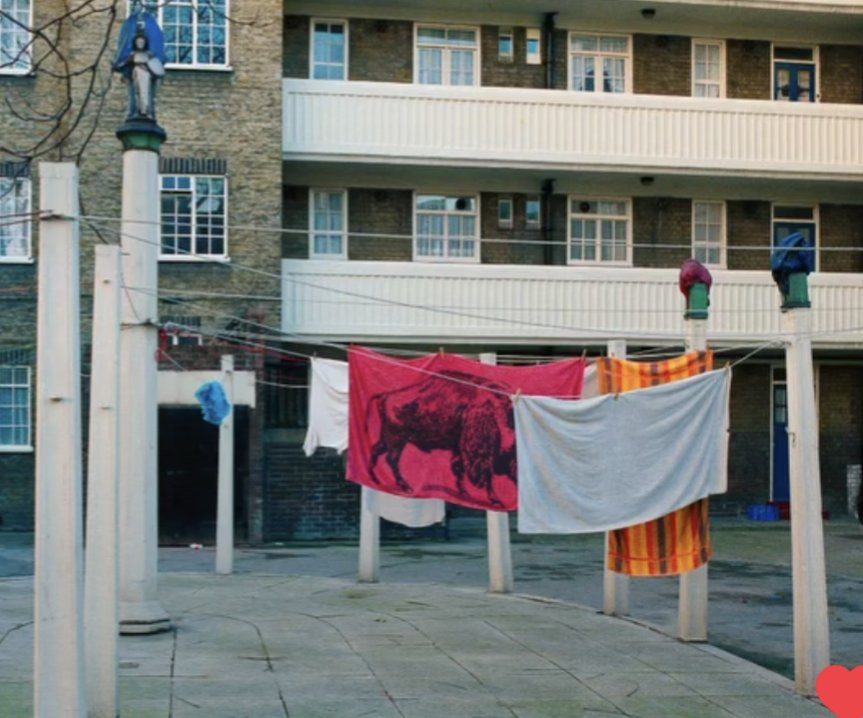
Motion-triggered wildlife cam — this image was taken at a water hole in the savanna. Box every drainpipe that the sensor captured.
[542,178,555,264]
[543,13,557,89]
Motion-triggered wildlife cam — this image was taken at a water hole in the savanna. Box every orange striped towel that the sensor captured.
[597,351,714,576]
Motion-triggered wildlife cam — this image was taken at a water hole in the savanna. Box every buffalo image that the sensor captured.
[366,371,517,508]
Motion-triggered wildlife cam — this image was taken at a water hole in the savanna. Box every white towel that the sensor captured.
[363,486,446,528]
[515,368,730,534]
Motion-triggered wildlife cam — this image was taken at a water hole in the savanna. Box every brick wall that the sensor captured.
[819,366,863,515]
[820,205,863,273]
[349,189,413,261]
[480,193,546,265]
[633,34,690,96]
[727,40,771,99]
[632,198,691,268]
[727,363,772,502]
[282,185,310,259]
[819,45,863,104]
[350,19,413,83]
[481,26,547,89]
[283,16,310,78]
[727,201,771,270]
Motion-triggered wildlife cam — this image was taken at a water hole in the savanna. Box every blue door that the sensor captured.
[774,62,815,102]
[772,379,790,502]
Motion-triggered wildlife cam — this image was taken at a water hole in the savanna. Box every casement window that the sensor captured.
[415,25,479,86]
[414,193,479,262]
[692,201,726,267]
[526,28,542,65]
[498,28,513,62]
[568,198,631,265]
[0,365,31,450]
[692,39,724,98]
[0,0,31,73]
[773,204,817,270]
[0,176,31,260]
[310,189,347,258]
[498,196,513,228]
[311,19,347,80]
[569,33,630,93]
[159,175,227,259]
[525,196,541,229]
[138,0,229,68]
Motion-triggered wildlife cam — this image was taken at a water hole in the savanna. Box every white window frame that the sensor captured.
[692,200,726,268]
[159,174,229,261]
[568,32,631,94]
[309,189,348,259]
[772,203,819,271]
[414,23,480,86]
[498,196,513,229]
[0,365,32,452]
[567,197,632,266]
[0,0,32,74]
[771,44,819,103]
[413,192,480,263]
[525,195,541,229]
[134,0,230,70]
[0,176,32,262]
[692,39,725,99]
[526,28,542,65]
[310,18,348,80]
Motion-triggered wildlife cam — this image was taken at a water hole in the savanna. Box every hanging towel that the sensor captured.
[348,347,585,512]
[515,368,730,534]
[598,351,714,576]
[195,381,232,426]
[303,357,446,527]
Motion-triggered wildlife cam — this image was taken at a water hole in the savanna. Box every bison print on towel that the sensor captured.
[368,371,517,509]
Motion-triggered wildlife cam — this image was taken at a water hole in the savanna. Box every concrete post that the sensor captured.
[679,288,709,642]
[84,245,122,717]
[481,353,514,593]
[216,355,235,575]
[117,123,171,634]
[34,162,86,717]
[603,340,630,616]
[780,277,831,695]
[358,487,380,583]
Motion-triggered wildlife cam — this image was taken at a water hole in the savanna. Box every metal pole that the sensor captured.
[215,355,235,575]
[84,245,122,717]
[34,162,86,717]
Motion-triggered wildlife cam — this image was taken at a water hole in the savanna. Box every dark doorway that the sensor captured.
[159,407,248,544]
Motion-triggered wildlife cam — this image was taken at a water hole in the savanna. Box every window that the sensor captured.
[498,28,513,62]
[0,0,31,73]
[692,40,724,98]
[568,198,631,264]
[569,33,629,93]
[139,0,229,68]
[415,25,479,86]
[498,197,513,228]
[525,196,541,229]
[0,176,30,260]
[0,366,30,450]
[310,190,347,258]
[692,201,725,267]
[773,204,817,270]
[311,19,347,80]
[415,194,479,262]
[160,175,227,259]
[526,28,542,65]
[773,45,816,102]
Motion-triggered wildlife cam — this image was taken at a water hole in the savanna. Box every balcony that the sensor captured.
[283,80,863,184]
[282,260,863,347]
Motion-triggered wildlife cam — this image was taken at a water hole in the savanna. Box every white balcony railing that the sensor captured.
[283,79,863,179]
[282,260,863,347]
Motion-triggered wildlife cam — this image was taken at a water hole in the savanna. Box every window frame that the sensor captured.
[0,176,32,262]
[772,203,819,271]
[525,195,542,229]
[691,38,725,99]
[412,191,481,263]
[567,196,632,266]
[309,18,348,80]
[771,43,818,103]
[498,27,514,63]
[526,28,542,65]
[158,173,229,261]
[413,23,481,87]
[0,0,32,75]
[692,200,727,269]
[134,0,231,70]
[497,196,514,229]
[0,365,32,452]
[309,188,348,260]
[568,32,631,94]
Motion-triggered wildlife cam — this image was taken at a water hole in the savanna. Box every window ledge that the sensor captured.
[159,255,231,264]
[0,68,34,78]
[0,257,34,265]
[166,64,233,73]
[0,446,34,454]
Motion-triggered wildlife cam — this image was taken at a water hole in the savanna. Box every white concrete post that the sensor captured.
[602,340,630,617]
[84,245,122,717]
[358,486,380,583]
[481,353,514,593]
[34,162,86,717]
[216,355,235,575]
[784,306,831,695]
[679,318,709,642]
[117,143,170,634]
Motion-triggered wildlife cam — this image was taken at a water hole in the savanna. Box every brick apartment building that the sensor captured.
[2,0,863,541]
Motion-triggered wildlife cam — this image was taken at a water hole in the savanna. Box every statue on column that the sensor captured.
[113,9,166,122]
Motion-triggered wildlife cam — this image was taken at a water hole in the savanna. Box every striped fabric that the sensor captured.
[597,351,714,576]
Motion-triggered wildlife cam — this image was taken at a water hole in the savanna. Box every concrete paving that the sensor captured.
[1,518,858,717]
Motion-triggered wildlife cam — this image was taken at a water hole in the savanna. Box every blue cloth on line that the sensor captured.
[195,381,232,425]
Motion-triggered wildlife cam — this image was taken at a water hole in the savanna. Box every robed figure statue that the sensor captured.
[113,10,167,121]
